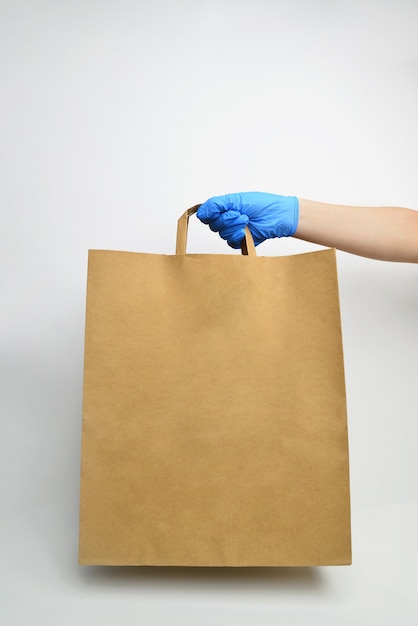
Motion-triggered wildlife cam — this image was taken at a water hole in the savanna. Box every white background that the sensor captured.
[1,1,418,624]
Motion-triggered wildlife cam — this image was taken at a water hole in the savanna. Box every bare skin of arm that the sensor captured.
[295,199,418,263]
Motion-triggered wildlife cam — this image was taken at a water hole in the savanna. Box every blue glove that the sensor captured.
[197,192,299,248]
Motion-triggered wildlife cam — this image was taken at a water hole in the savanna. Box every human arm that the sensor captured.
[295,199,418,263]
[197,192,418,263]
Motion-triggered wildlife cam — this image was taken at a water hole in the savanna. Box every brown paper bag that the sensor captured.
[79,206,351,566]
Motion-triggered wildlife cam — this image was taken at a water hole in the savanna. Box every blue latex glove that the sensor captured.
[197,192,299,248]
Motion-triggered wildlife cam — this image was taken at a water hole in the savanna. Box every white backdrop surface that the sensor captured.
[1,1,418,625]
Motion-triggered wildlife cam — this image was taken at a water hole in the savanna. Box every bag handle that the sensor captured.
[176,205,256,256]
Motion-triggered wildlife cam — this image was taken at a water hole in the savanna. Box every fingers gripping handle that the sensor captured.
[176,205,256,256]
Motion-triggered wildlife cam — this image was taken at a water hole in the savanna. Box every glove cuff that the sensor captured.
[283,196,299,237]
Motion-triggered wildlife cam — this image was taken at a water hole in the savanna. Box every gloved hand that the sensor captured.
[197,192,299,248]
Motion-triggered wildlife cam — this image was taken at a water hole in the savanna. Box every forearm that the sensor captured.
[294,199,418,263]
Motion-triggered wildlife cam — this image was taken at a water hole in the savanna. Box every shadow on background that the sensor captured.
[77,565,324,593]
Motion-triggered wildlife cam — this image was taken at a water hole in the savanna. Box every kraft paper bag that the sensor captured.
[79,206,351,566]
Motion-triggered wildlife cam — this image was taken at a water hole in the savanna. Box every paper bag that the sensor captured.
[79,206,351,566]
